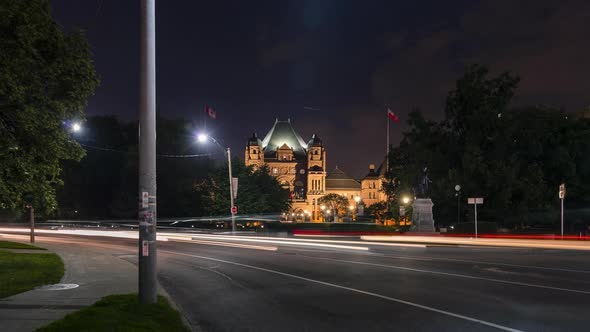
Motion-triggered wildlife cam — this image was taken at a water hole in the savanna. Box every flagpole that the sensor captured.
[386,107,389,171]
[204,105,207,132]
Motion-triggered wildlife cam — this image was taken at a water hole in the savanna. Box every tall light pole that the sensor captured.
[197,134,236,233]
[138,0,157,304]
[227,147,236,233]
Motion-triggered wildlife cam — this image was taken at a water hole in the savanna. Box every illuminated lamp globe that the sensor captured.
[197,133,208,143]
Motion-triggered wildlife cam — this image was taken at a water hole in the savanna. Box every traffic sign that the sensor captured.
[559,183,566,199]
[232,177,238,200]
[467,198,484,238]
[467,197,483,204]
[231,206,237,215]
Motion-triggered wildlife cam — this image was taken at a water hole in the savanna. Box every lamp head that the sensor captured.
[197,133,208,143]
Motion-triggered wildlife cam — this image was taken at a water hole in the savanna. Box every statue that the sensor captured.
[412,163,435,232]
[416,164,432,198]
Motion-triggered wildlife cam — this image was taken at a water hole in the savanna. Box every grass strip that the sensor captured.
[0,240,46,250]
[37,294,190,332]
[0,248,64,298]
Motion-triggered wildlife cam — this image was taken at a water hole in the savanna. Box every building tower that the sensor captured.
[244,132,264,169]
[306,134,326,221]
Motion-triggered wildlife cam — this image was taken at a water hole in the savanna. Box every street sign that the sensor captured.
[559,183,566,199]
[399,206,406,217]
[468,197,483,204]
[231,206,237,215]
[232,177,238,199]
[467,198,484,238]
[559,183,566,238]
[141,191,149,208]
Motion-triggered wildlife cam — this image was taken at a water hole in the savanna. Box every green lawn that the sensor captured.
[0,240,46,250]
[0,247,64,298]
[37,294,190,332]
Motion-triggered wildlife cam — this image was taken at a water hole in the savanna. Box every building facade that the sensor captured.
[245,119,386,221]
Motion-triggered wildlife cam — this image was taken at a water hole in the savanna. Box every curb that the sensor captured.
[158,281,203,332]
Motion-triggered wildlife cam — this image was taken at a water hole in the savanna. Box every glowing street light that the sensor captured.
[196,133,208,143]
[402,196,410,205]
[71,122,82,133]
[354,196,361,203]
[349,205,354,210]
[320,205,326,210]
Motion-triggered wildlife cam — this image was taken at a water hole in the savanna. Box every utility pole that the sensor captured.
[227,147,236,233]
[138,0,157,304]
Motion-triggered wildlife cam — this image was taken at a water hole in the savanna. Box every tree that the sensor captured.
[318,193,349,222]
[200,161,290,215]
[365,201,388,223]
[0,0,99,215]
[388,64,590,230]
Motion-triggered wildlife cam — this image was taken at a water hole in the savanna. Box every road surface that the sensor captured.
[3,230,590,331]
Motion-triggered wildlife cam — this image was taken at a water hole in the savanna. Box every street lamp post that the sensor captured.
[198,134,236,233]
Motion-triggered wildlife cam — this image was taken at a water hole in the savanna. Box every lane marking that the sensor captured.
[299,255,590,296]
[161,250,521,332]
[373,253,590,274]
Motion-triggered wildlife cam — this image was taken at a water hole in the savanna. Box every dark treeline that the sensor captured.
[56,115,289,219]
[384,65,590,231]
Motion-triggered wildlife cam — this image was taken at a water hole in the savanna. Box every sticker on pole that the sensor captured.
[231,206,237,215]
[142,192,149,208]
[142,240,149,256]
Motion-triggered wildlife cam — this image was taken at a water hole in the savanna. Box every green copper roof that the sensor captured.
[261,119,308,158]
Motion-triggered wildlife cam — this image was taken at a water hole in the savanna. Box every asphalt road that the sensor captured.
[9,232,590,332]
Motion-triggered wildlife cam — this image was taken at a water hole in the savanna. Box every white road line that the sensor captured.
[373,253,590,274]
[300,255,590,296]
[162,250,522,332]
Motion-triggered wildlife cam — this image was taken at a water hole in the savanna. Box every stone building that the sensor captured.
[245,119,386,221]
[360,163,388,206]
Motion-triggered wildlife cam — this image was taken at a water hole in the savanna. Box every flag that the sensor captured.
[387,108,399,122]
[205,105,216,119]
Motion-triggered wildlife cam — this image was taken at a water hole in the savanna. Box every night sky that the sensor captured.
[50,0,590,178]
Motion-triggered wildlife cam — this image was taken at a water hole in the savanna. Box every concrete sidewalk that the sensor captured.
[0,239,137,332]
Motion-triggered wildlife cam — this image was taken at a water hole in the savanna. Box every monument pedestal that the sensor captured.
[411,198,435,232]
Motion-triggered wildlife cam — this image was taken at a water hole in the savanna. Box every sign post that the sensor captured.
[467,198,484,238]
[559,183,566,239]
